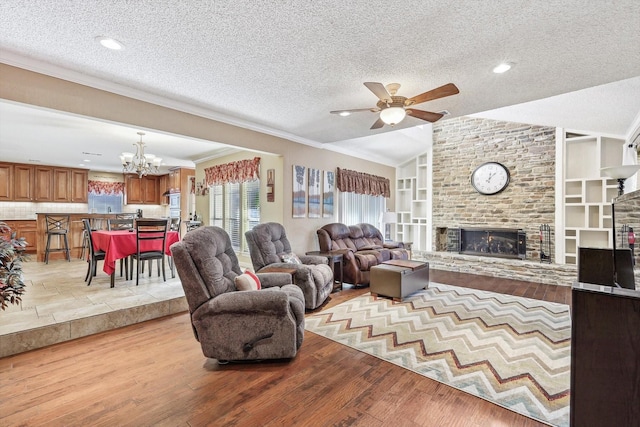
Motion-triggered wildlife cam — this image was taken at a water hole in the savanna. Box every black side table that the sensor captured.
[306,251,343,291]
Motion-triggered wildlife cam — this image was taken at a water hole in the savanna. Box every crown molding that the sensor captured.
[0,51,325,149]
[0,51,395,165]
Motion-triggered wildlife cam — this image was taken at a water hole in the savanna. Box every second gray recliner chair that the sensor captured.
[245,222,333,310]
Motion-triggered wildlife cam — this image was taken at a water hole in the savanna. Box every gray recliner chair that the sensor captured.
[245,222,333,310]
[170,226,305,362]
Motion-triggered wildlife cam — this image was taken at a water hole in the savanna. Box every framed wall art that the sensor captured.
[292,165,307,218]
[323,170,335,218]
[266,168,275,202]
[308,168,321,218]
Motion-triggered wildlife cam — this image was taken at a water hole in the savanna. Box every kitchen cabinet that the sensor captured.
[125,174,160,204]
[143,175,159,204]
[0,163,14,201]
[13,164,34,201]
[159,174,169,205]
[1,220,37,254]
[169,168,181,193]
[71,169,88,203]
[53,168,71,202]
[34,166,53,201]
[0,162,88,203]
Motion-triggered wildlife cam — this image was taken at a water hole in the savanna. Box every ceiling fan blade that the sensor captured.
[330,108,380,115]
[405,83,459,106]
[364,82,392,102]
[406,109,444,123]
[370,118,385,129]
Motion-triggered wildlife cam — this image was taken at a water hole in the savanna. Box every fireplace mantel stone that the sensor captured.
[414,250,577,287]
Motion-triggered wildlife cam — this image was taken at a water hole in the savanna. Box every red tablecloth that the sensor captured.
[92,230,180,275]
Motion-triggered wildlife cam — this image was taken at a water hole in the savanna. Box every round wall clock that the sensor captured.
[471,162,510,195]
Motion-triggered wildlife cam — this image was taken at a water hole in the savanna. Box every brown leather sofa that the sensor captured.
[316,223,409,287]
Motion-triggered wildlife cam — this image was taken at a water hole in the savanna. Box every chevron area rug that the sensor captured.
[305,283,571,426]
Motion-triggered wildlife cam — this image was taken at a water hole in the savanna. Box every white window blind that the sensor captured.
[209,180,260,252]
[338,191,385,229]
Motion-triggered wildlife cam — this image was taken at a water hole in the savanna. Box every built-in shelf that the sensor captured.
[561,131,625,264]
[395,154,430,251]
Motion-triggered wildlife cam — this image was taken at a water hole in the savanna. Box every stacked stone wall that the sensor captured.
[431,116,556,261]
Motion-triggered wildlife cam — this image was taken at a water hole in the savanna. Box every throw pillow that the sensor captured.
[234,270,262,291]
[280,252,302,264]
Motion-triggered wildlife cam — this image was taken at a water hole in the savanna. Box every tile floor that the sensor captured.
[1,257,188,357]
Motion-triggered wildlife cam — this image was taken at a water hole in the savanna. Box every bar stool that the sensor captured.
[44,215,71,264]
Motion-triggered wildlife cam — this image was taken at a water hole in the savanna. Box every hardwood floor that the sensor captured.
[0,271,571,426]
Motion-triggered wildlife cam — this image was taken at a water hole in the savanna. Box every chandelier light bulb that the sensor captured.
[380,107,406,126]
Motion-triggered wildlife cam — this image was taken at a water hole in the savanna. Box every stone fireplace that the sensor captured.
[438,227,526,260]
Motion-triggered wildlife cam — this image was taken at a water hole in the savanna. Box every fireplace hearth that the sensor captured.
[443,227,526,260]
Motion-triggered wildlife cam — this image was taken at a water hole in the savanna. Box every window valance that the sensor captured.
[336,167,390,198]
[88,180,125,195]
[204,157,261,186]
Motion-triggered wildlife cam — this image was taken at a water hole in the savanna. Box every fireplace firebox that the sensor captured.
[446,228,526,259]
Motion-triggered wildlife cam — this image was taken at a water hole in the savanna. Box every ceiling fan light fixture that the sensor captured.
[379,107,406,126]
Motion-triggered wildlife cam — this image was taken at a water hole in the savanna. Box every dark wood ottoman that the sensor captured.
[370,259,429,301]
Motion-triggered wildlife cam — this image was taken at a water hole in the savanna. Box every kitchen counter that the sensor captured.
[34,213,139,262]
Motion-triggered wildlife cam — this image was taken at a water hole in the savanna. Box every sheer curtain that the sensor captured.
[335,167,389,227]
[338,191,385,227]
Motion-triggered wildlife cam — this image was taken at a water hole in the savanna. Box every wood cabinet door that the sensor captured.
[169,169,181,193]
[1,220,37,253]
[143,176,159,204]
[0,163,14,201]
[34,166,53,201]
[13,164,34,201]
[159,174,169,205]
[53,168,71,202]
[71,170,88,203]
[125,175,144,204]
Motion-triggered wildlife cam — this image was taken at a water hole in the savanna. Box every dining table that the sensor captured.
[91,229,181,287]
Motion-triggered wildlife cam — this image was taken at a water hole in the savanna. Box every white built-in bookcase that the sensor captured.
[395,152,432,251]
[558,130,625,264]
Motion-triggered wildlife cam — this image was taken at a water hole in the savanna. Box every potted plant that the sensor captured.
[0,221,27,310]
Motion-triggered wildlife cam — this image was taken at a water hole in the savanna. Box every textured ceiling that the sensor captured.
[0,0,639,170]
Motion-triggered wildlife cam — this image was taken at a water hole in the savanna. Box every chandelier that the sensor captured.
[120,132,162,178]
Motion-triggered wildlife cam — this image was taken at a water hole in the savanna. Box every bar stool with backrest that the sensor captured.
[107,218,135,279]
[44,215,71,264]
[130,218,169,286]
[82,219,106,286]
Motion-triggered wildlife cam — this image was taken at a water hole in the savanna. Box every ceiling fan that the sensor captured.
[330,82,459,129]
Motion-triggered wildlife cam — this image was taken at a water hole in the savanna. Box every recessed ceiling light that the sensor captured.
[339,112,351,117]
[95,36,124,50]
[83,159,91,162]
[493,62,513,74]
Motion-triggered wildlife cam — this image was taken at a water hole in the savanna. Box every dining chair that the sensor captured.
[79,217,103,260]
[44,215,71,264]
[82,219,106,286]
[108,218,134,230]
[107,218,135,279]
[130,218,169,286]
[168,217,181,274]
[169,217,181,235]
